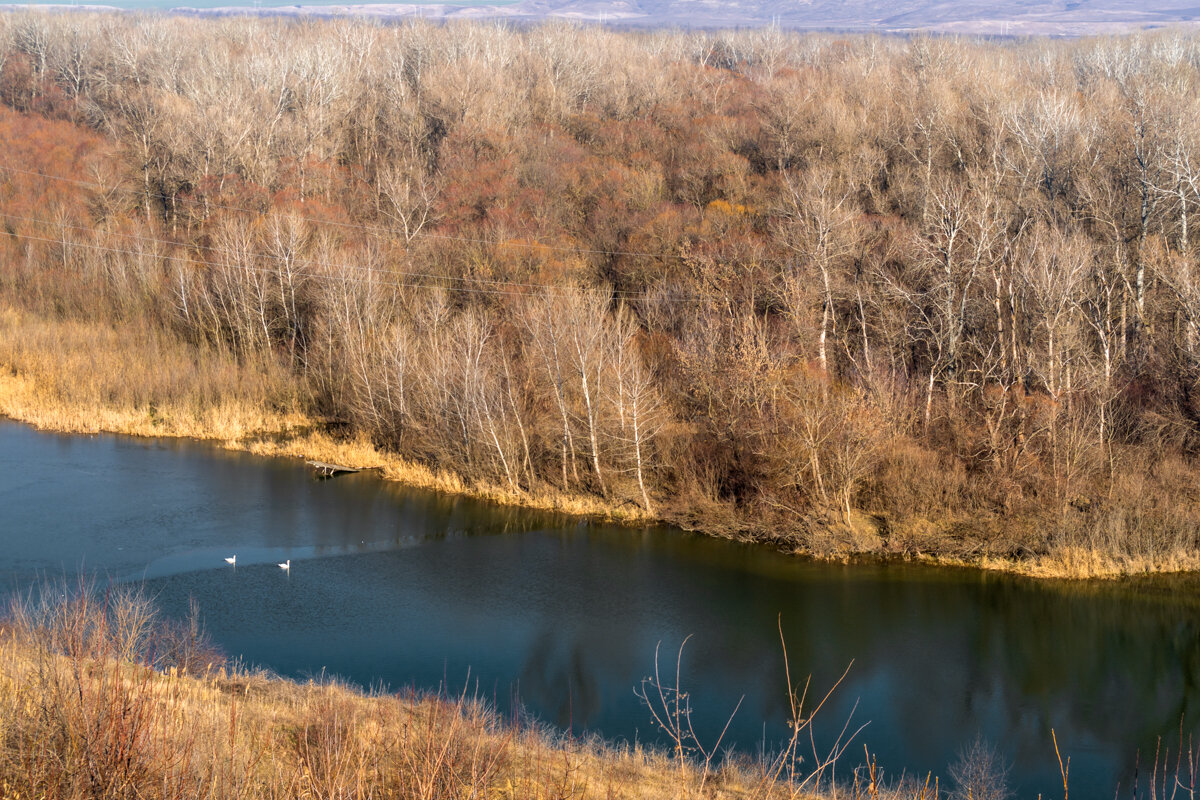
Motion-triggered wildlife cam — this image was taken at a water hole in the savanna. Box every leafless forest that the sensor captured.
[2,12,1200,569]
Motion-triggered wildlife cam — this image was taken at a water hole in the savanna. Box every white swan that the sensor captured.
[278,559,291,571]
[225,555,237,566]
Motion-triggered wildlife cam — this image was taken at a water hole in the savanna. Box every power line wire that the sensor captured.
[0,161,704,262]
[2,226,710,303]
[0,209,693,300]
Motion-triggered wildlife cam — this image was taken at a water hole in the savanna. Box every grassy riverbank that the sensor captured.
[2,586,882,800]
[4,307,1198,581]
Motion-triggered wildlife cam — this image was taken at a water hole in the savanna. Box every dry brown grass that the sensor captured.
[975,548,1200,580]
[906,539,1200,580]
[0,307,307,440]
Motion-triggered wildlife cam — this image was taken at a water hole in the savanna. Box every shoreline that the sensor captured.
[0,364,653,521]
[4,368,1197,582]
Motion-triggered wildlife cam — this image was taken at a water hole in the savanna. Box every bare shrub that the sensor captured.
[948,736,1011,800]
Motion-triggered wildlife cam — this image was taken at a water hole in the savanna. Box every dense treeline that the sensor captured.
[3,11,1200,570]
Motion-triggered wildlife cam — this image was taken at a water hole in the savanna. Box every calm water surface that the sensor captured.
[1,418,1198,796]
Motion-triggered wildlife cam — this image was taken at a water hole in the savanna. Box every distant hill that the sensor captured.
[163,0,1200,34]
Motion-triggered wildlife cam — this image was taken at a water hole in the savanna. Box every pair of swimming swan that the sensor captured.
[224,555,290,571]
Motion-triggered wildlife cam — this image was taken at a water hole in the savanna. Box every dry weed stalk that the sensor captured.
[634,634,744,791]
[636,618,867,799]
[1147,724,1200,800]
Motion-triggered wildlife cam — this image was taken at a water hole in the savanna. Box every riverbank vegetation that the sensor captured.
[2,13,1200,576]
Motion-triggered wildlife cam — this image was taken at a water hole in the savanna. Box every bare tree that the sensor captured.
[777,166,859,375]
[378,149,441,245]
[1017,225,1089,404]
[262,212,312,362]
[609,305,664,512]
[565,288,611,496]
[522,291,581,490]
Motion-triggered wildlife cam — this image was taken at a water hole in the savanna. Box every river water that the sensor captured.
[1,417,1198,796]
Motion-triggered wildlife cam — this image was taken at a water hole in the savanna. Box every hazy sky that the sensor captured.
[3,0,510,7]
